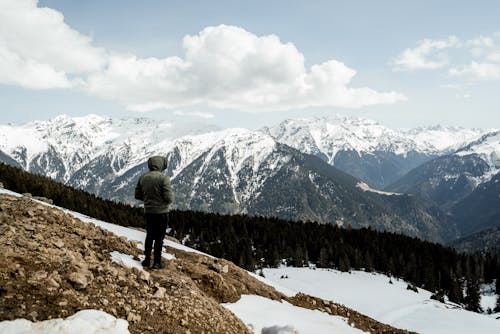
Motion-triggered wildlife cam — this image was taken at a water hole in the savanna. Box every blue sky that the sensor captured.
[1,0,499,129]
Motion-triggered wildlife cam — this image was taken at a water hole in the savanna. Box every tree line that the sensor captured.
[1,162,499,313]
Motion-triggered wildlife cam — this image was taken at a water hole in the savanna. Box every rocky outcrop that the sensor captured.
[0,193,416,334]
[0,194,251,334]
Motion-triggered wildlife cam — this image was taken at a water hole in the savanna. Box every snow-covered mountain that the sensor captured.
[262,116,485,188]
[387,130,500,237]
[0,114,464,241]
[0,114,220,182]
[455,131,500,185]
[1,114,496,241]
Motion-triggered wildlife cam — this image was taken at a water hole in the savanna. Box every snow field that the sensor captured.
[223,295,368,334]
[262,267,500,334]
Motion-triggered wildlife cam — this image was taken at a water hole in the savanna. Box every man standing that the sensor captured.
[135,156,174,269]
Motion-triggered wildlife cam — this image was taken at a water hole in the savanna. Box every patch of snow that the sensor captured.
[0,310,129,334]
[356,182,403,196]
[109,251,175,269]
[223,295,367,334]
[0,188,22,197]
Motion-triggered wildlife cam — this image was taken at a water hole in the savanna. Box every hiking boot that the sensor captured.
[141,258,151,268]
[152,262,165,270]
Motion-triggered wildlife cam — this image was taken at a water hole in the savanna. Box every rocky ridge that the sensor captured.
[0,192,416,334]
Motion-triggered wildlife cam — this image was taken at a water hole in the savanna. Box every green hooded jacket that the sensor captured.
[135,156,174,214]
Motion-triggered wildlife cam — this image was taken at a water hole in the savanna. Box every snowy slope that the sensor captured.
[404,125,486,153]
[223,295,366,334]
[455,131,500,184]
[262,267,500,334]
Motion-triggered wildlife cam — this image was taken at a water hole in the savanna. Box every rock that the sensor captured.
[52,239,65,249]
[209,263,223,273]
[27,311,38,321]
[209,262,229,274]
[68,271,93,290]
[22,193,32,198]
[139,270,150,283]
[47,278,60,288]
[32,270,48,281]
[153,287,166,299]
[127,311,141,323]
[0,212,8,224]
[23,223,35,231]
[34,196,53,204]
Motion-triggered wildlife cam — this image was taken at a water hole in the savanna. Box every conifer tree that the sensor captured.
[465,279,482,312]
[448,275,463,304]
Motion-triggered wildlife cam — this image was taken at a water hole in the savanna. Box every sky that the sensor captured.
[1,0,500,129]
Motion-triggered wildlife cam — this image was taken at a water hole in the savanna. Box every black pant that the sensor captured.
[144,213,168,264]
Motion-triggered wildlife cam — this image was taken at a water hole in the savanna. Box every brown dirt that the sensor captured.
[0,193,419,334]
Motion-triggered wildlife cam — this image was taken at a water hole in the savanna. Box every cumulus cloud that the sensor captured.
[391,36,460,70]
[86,25,405,111]
[0,0,105,89]
[449,62,500,81]
[394,32,500,83]
[1,1,404,110]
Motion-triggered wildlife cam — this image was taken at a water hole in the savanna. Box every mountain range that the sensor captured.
[0,114,497,244]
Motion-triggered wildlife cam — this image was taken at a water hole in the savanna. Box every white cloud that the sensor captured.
[455,93,472,99]
[392,36,460,70]
[0,41,72,89]
[87,25,405,111]
[173,110,215,119]
[0,0,105,89]
[394,32,500,83]
[1,2,404,110]
[486,51,500,62]
[449,62,500,81]
[465,36,495,48]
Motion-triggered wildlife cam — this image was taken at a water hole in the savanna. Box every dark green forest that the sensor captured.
[1,162,499,312]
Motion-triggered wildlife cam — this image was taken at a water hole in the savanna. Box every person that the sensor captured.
[134,156,174,269]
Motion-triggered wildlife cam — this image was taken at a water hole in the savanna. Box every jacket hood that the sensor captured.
[147,156,168,171]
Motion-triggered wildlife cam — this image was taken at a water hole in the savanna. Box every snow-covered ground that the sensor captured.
[223,295,367,334]
[261,267,500,334]
[0,310,129,334]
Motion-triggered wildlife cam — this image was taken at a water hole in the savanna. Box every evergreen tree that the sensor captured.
[447,275,463,304]
[464,279,482,313]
